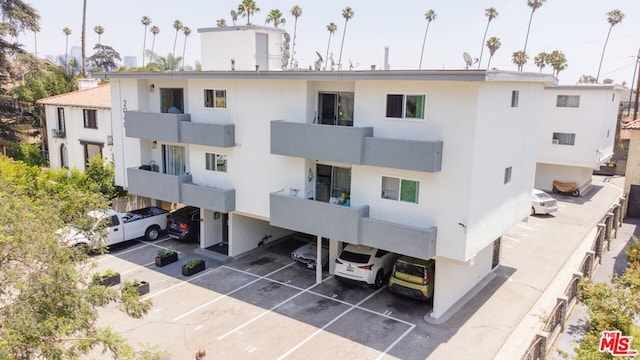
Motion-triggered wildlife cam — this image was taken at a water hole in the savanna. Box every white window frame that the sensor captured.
[381,176,420,204]
[205,152,227,172]
[552,132,576,146]
[556,95,580,108]
[385,93,426,120]
[204,89,227,109]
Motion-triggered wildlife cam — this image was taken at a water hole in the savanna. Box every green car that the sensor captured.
[388,256,435,302]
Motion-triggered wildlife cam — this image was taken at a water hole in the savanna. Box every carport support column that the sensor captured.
[316,236,322,284]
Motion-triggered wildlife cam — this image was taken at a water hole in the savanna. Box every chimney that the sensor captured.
[384,46,390,70]
[78,78,99,91]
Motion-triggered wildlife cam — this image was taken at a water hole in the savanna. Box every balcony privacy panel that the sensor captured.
[126,167,191,203]
[360,218,437,259]
[180,122,235,147]
[125,111,190,142]
[363,138,443,172]
[181,183,236,212]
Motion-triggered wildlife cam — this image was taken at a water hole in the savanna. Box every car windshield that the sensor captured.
[534,192,553,201]
[395,262,425,277]
[339,250,371,264]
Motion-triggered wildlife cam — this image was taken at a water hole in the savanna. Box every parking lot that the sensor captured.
[92,236,444,360]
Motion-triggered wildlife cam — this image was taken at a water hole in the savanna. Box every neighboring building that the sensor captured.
[624,117,640,217]
[37,81,112,170]
[534,85,625,194]
[105,24,558,321]
[124,56,137,68]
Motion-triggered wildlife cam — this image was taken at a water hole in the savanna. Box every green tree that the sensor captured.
[181,26,191,71]
[62,27,72,73]
[419,9,437,70]
[290,5,302,69]
[485,36,501,69]
[171,19,183,59]
[238,0,260,25]
[88,43,121,72]
[477,7,498,70]
[338,6,354,71]
[265,9,286,28]
[150,25,159,57]
[324,22,337,71]
[6,142,42,166]
[147,52,182,71]
[578,74,598,84]
[94,25,104,44]
[512,50,528,72]
[548,50,568,77]
[522,0,546,56]
[216,19,227,27]
[0,155,154,358]
[140,16,151,67]
[596,9,625,83]
[533,51,549,73]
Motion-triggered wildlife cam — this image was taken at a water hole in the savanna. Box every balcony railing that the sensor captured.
[181,183,236,213]
[126,167,192,203]
[52,128,66,139]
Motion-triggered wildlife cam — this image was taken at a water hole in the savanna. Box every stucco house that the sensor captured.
[37,81,112,170]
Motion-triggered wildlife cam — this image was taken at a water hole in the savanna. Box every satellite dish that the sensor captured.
[230,10,238,24]
[463,52,473,69]
[315,51,323,63]
[283,32,291,42]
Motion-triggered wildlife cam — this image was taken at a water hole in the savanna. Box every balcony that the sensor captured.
[125,111,190,142]
[271,121,373,164]
[52,128,66,139]
[269,192,369,244]
[126,167,192,203]
[270,121,443,172]
[360,218,437,259]
[180,122,235,147]
[181,183,236,213]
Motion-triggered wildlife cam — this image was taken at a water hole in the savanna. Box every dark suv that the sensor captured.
[166,206,200,242]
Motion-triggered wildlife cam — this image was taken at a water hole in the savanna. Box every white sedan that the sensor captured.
[531,189,558,215]
[334,244,399,289]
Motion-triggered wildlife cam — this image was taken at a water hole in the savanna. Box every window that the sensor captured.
[80,141,103,169]
[162,145,186,175]
[57,107,66,133]
[556,95,580,108]
[205,153,227,172]
[386,94,425,119]
[160,88,184,113]
[204,89,227,108]
[381,176,419,204]
[60,144,68,169]
[504,166,512,184]
[552,132,576,145]
[511,91,519,107]
[83,109,97,129]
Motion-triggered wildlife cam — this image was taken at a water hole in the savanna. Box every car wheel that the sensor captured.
[371,269,385,289]
[145,226,160,241]
[73,242,90,255]
[571,190,580,197]
[552,186,559,194]
[530,207,535,216]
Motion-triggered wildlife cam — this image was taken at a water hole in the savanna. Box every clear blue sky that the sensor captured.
[20,0,640,85]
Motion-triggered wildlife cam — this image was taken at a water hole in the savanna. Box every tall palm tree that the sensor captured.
[325,22,337,70]
[485,36,501,69]
[265,9,286,28]
[338,6,354,71]
[94,26,104,44]
[62,27,71,73]
[533,51,549,73]
[81,0,87,76]
[522,0,546,56]
[512,50,528,72]
[140,16,151,67]
[150,26,160,58]
[596,9,625,82]
[290,5,302,69]
[181,26,191,71]
[419,9,437,70]
[548,50,568,77]
[477,7,498,70]
[216,19,227,27]
[172,20,183,59]
[238,0,260,25]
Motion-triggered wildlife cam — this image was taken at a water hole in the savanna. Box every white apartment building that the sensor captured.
[535,85,625,194]
[105,25,557,320]
[38,81,113,170]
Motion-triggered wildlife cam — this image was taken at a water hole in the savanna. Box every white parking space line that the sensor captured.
[276,287,386,360]
[501,235,520,243]
[375,324,416,360]
[172,262,297,322]
[139,267,221,301]
[121,261,155,275]
[97,237,175,262]
[516,223,536,232]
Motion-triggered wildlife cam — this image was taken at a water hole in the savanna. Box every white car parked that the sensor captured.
[334,244,399,289]
[531,189,558,215]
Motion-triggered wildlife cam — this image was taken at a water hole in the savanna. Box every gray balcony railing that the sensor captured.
[181,183,236,213]
[125,111,190,142]
[180,122,235,147]
[126,167,192,203]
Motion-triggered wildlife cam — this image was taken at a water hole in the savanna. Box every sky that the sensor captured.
[18,0,640,86]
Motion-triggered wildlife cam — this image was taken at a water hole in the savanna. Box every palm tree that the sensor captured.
[216,19,227,27]
[523,0,546,56]
[82,0,87,76]
[485,36,501,69]
[419,9,437,70]
[150,26,159,57]
[324,22,337,71]
[238,0,260,25]
[548,50,568,77]
[290,5,302,69]
[596,9,625,82]
[512,50,528,72]
[140,16,151,67]
[62,27,71,73]
[338,6,354,71]
[94,26,104,44]
[172,20,183,59]
[533,52,549,73]
[477,7,498,70]
[181,26,191,71]
[265,9,286,28]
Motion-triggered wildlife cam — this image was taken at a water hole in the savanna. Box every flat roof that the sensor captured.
[100,69,557,85]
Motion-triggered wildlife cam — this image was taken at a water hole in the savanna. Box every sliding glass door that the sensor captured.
[162,145,186,175]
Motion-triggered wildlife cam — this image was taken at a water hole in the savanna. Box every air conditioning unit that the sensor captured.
[552,139,559,144]
[106,135,113,146]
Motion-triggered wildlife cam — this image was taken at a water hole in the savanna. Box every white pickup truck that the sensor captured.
[58,206,169,248]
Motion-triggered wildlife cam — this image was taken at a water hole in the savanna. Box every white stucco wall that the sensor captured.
[229,213,293,256]
[534,163,594,192]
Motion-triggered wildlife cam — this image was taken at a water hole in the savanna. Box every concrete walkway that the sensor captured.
[425,176,626,360]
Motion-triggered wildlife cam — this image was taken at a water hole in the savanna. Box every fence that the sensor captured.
[520,195,626,360]
[111,195,152,213]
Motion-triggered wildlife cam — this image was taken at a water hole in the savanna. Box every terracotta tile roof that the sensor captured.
[620,116,640,140]
[36,84,110,109]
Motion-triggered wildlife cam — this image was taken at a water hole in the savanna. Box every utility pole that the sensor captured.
[628,48,640,116]
[635,50,640,120]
